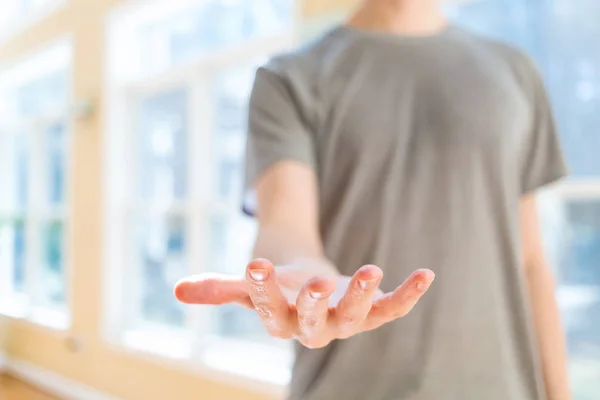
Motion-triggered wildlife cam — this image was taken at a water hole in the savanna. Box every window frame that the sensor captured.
[0,38,73,330]
[546,179,600,199]
[103,0,300,391]
[539,178,600,277]
[539,178,600,397]
[0,0,67,45]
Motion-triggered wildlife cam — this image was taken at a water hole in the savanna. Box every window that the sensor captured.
[0,0,66,42]
[134,88,189,328]
[0,40,72,329]
[448,1,600,398]
[539,187,600,399]
[105,0,296,384]
[109,0,297,83]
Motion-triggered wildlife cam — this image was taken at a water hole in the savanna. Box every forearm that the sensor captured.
[526,263,570,400]
[252,222,338,276]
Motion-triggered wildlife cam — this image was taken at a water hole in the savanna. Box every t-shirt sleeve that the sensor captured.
[520,58,569,195]
[242,65,317,216]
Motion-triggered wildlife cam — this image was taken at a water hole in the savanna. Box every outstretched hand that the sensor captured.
[174,259,435,349]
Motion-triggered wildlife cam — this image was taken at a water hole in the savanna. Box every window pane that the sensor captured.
[448,0,600,176]
[541,197,600,399]
[136,213,187,327]
[138,0,294,74]
[0,0,65,39]
[137,88,188,206]
[447,1,536,49]
[47,122,67,207]
[559,201,600,284]
[14,71,69,118]
[0,133,28,212]
[39,220,65,307]
[544,2,600,177]
[212,63,261,202]
[0,42,71,320]
[0,1,28,35]
[208,213,270,341]
[15,134,28,208]
[0,218,26,293]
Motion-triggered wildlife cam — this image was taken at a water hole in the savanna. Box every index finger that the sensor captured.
[174,273,252,308]
[246,259,295,338]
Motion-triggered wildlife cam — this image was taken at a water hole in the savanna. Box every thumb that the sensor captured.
[174,273,252,308]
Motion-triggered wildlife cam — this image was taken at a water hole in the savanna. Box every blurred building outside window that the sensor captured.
[0,40,72,330]
[0,0,66,43]
[105,0,297,387]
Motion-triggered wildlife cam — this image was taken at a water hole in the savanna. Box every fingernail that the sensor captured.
[249,269,269,281]
[417,281,431,292]
[309,289,329,299]
[358,277,379,290]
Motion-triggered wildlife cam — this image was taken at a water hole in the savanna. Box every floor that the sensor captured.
[0,374,60,400]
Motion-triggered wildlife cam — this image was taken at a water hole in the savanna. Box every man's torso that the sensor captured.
[265,25,546,400]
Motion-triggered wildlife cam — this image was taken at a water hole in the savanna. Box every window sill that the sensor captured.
[112,329,291,398]
[202,335,292,387]
[121,328,194,360]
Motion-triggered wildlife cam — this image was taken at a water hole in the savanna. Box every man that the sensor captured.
[175,0,571,399]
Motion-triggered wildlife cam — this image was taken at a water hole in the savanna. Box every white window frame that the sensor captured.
[539,179,600,309]
[103,0,301,394]
[539,179,600,400]
[0,38,73,330]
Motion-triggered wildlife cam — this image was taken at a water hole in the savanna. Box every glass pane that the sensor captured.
[0,0,63,30]
[138,0,294,74]
[137,88,188,206]
[0,136,27,269]
[0,1,27,32]
[39,220,65,306]
[0,218,26,293]
[448,0,600,177]
[15,133,28,208]
[136,213,187,327]
[14,70,69,118]
[47,122,67,207]
[212,63,261,202]
[208,213,269,341]
[0,133,28,212]
[541,197,600,399]
[447,1,536,50]
[543,2,600,177]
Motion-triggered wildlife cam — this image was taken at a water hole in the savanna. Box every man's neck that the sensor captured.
[347,0,447,36]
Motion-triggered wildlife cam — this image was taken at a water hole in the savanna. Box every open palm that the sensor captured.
[175,259,434,349]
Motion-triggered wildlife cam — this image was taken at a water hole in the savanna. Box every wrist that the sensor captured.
[290,258,339,276]
[546,381,571,400]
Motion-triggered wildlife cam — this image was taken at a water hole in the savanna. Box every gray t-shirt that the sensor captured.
[244,24,568,400]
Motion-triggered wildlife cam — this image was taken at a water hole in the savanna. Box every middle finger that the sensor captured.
[296,276,336,345]
[334,265,383,338]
